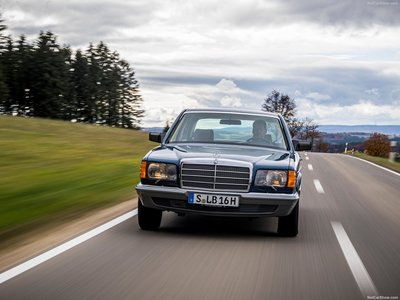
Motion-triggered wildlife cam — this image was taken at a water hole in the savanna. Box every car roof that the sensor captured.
[182,108,280,118]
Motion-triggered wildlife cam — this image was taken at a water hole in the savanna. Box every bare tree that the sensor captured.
[262,90,296,123]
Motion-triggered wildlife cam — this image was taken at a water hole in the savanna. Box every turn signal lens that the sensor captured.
[287,170,296,188]
[140,161,147,179]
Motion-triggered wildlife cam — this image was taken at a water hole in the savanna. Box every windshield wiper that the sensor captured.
[164,145,187,152]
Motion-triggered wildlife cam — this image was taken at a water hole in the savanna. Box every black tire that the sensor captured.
[138,199,162,230]
[277,201,299,237]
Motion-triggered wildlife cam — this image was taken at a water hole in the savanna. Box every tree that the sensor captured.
[0,24,145,128]
[364,133,390,158]
[9,35,34,116]
[288,117,320,151]
[0,16,8,109]
[94,42,118,125]
[261,90,321,145]
[287,118,304,138]
[30,31,71,118]
[71,49,91,121]
[262,90,296,123]
[163,119,171,133]
[299,118,320,140]
[117,59,144,129]
[0,35,15,113]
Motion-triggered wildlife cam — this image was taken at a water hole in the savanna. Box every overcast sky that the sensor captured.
[1,0,400,126]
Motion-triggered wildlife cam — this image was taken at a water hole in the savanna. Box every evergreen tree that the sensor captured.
[0,36,15,113]
[0,66,7,111]
[95,42,120,126]
[71,49,91,121]
[85,43,103,123]
[30,31,70,118]
[0,22,145,128]
[59,45,75,119]
[0,16,9,110]
[118,59,144,129]
[13,35,34,115]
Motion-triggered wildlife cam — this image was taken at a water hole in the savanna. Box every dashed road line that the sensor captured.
[308,164,313,171]
[305,156,309,160]
[0,209,138,285]
[331,222,378,298]
[313,179,325,194]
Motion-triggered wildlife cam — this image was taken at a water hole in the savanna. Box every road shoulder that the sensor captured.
[0,198,137,273]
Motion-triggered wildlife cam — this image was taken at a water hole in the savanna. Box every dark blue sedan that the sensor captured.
[136,109,311,237]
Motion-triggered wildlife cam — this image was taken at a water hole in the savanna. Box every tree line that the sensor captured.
[0,18,143,129]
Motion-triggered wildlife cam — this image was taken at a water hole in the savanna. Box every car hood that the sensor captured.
[146,143,292,168]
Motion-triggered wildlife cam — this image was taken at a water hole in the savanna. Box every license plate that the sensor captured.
[188,193,239,207]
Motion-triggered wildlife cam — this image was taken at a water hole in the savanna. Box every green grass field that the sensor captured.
[0,116,155,238]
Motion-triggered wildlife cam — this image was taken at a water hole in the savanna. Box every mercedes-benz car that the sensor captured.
[136,109,311,237]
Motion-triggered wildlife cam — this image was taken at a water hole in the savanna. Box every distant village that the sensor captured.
[318,131,400,153]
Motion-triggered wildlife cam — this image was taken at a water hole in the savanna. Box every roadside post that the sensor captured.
[389,141,397,163]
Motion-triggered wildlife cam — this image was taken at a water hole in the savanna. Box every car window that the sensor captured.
[168,112,288,150]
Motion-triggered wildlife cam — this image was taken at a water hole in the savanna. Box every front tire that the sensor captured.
[277,201,299,237]
[138,199,162,230]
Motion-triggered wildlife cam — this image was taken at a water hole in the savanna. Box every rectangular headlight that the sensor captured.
[255,170,288,187]
[147,163,177,181]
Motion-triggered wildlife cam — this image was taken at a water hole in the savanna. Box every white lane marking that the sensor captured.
[0,209,138,285]
[331,222,378,297]
[305,156,310,160]
[308,164,313,171]
[347,155,400,177]
[313,179,325,194]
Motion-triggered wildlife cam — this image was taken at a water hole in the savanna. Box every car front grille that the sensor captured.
[181,163,251,191]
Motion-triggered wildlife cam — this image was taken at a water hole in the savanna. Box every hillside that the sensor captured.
[319,125,400,135]
[0,116,154,238]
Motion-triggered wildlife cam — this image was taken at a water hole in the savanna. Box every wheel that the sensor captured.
[138,199,162,230]
[277,201,299,237]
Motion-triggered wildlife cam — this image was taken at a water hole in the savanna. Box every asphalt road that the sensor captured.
[1,153,399,300]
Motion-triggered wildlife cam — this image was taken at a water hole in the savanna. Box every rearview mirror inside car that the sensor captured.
[219,119,242,125]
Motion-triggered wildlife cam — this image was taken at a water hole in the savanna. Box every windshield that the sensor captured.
[167,112,288,150]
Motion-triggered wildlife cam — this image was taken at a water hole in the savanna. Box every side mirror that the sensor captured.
[293,139,312,151]
[149,132,165,143]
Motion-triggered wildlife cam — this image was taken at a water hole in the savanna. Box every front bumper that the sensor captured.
[136,183,299,217]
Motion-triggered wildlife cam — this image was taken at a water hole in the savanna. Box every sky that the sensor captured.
[1,0,400,127]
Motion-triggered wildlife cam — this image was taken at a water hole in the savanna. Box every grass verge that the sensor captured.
[348,152,400,174]
[0,116,154,241]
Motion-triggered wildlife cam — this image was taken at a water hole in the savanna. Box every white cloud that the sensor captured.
[296,98,400,125]
[220,96,242,108]
[365,88,380,97]
[1,0,400,126]
[305,92,332,102]
[216,79,238,91]
[141,78,251,126]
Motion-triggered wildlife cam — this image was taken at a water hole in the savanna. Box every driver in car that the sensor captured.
[247,119,272,144]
